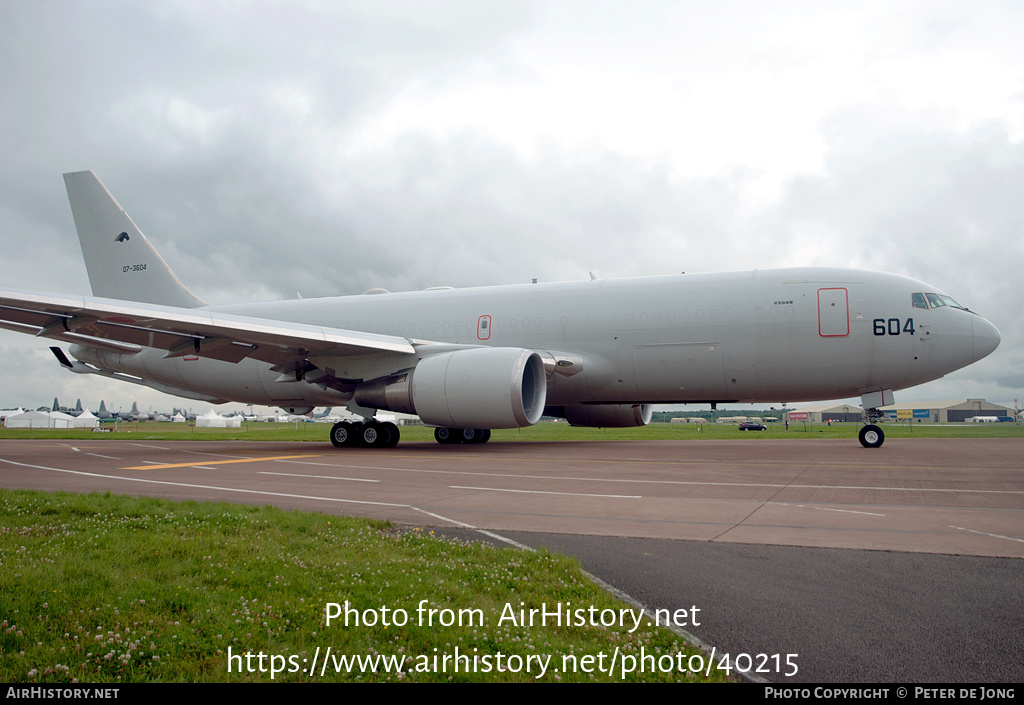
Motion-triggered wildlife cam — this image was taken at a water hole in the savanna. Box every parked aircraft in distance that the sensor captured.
[49,397,83,416]
[0,172,1001,449]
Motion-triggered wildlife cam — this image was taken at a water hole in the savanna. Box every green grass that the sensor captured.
[1,419,1021,443]
[0,489,728,683]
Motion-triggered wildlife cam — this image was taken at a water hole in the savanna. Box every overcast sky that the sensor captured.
[0,0,1021,415]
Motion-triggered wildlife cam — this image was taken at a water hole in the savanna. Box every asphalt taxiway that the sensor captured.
[1,437,1021,557]
[1,437,1021,681]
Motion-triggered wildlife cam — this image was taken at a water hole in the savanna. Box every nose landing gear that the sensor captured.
[858,405,886,448]
[858,424,885,448]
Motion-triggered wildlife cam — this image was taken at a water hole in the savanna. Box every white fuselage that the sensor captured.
[71,267,1001,411]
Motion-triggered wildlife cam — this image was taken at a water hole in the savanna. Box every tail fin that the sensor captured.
[63,171,206,308]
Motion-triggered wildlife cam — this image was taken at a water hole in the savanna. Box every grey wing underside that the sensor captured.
[0,287,417,369]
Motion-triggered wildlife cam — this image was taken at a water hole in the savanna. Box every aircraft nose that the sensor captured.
[972,316,1001,362]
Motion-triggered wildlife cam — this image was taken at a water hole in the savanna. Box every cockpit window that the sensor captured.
[915,292,968,310]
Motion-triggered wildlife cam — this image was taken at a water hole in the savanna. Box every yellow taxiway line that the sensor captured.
[123,454,323,470]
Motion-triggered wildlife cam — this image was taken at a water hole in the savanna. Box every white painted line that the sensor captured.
[326,464,1023,495]
[181,450,254,459]
[411,508,477,529]
[86,453,121,460]
[0,456,407,509]
[773,503,886,517]
[950,525,1024,544]
[450,485,641,499]
[259,471,379,483]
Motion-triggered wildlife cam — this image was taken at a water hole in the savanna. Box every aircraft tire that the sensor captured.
[330,421,357,448]
[858,424,885,448]
[380,421,400,448]
[434,427,459,444]
[465,428,490,444]
[360,422,387,448]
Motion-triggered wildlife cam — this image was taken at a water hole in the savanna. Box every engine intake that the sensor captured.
[355,347,547,429]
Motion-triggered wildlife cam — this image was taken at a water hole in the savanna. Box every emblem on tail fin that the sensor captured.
[63,170,206,308]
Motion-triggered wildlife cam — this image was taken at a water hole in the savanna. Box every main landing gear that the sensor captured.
[328,421,493,448]
[330,420,400,448]
[434,427,491,445]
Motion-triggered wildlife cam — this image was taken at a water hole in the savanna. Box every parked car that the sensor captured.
[738,421,767,431]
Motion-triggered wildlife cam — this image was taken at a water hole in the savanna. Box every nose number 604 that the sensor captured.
[873,318,915,336]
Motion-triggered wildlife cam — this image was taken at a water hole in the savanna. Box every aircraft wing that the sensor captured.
[0,287,416,367]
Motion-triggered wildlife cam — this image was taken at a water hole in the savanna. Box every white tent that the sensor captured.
[72,410,100,428]
[195,411,241,428]
[4,410,73,429]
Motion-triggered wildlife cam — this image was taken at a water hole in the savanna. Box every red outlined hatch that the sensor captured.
[818,288,849,337]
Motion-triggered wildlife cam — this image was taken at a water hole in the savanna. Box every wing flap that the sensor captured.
[0,287,416,366]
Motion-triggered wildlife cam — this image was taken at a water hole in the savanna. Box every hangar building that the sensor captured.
[785,399,1016,424]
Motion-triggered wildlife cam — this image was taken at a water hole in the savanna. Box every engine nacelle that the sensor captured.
[355,347,547,429]
[555,403,653,428]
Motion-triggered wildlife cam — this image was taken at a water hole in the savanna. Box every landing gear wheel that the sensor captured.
[330,422,357,448]
[464,428,491,444]
[380,422,400,448]
[360,422,386,448]
[433,427,490,444]
[434,427,458,444]
[858,424,885,448]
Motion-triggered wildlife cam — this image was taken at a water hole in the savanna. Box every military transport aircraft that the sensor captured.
[0,171,1001,449]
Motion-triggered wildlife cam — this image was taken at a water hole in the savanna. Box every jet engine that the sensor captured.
[355,347,547,428]
[553,403,653,428]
